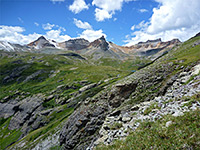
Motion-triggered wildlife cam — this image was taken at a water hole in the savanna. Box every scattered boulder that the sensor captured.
[79,83,97,93]
[8,94,45,130]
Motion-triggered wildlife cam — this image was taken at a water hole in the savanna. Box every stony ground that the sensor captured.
[90,63,200,149]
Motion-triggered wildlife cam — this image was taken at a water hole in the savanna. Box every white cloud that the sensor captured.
[147,0,200,34]
[139,9,148,13]
[69,0,89,14]
[0,25,71,45]
[79,29,106,42]
[92,0,137,21]
[73,18,92,30]
[94,8,112,22]
[113,18,117,21]
[45,29,71,42]
[92,0,123,21]
[0,25,104,44]
[34,22,39,27]
[0,25,41,45]
[42,23,55,30]
[131,25,135,31]
[125,0,200,46]
[135,20,149,30]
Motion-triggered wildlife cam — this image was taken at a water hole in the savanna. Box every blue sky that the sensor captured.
[0,0,200,45]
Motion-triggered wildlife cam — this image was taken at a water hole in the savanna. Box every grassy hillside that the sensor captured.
[96,109,200,150]
[1,34,199,150]
[0,51,150,101]
[0,50,151,149]
[95,35,200,150]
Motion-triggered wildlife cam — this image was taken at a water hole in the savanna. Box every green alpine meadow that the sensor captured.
[1,0,200,149]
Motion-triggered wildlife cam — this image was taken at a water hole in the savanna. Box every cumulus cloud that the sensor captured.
[73,18,106,41]
[0,24,104,45]
[79,29,106,42]
[125,0,200,46]
[73,18,92,30]
[42,23,55,30]
[45,29,71,42]
[94,8,112,21]
[147,0,200,34]
[92,0,123,21]
[0,25,71,44]
[69,0,89,14]
[0,25,41,45]
[92,0,137,21]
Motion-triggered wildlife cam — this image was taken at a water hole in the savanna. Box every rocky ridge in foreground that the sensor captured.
[90,64,200,149]
[59,34,200,150]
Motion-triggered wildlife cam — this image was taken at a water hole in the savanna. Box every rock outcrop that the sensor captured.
[89,36,109,51]
[59,37,200,149]
[28,36,56,49]
[90,63,200,148]
[58,38,90,51]
[109,38,181,60]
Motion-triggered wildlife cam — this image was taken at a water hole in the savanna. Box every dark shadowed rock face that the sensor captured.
[89,36,109,51]
[59,38,90,51]
[8,94,45,130]
[59,52,86,60]
[60,105,106,150]
[59,80,138,149]
[2,64,31,83]
[138,38,162,45]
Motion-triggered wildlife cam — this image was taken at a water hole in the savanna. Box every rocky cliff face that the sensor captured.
[28,36,56,49]
[59,36,200,150]
[109,38,181,59]
[89,36,109,51]
[58,38,90,51]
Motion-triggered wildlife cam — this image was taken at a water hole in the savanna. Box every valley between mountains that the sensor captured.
[0,32,200,150]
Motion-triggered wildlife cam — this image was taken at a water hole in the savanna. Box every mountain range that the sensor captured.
[0,35,180,60]
[0,32,199,150]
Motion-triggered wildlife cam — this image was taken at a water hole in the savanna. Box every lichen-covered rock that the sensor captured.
[60,105,106,150]
[8,94,45,130]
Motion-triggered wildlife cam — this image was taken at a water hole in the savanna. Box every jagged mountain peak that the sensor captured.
[37,36,47,41]
[28,35,56,49]
[138,38,162,45]
[89,35,109,51]
[99,35,106,41]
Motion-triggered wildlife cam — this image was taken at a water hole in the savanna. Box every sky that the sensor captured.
[0,0,200,46]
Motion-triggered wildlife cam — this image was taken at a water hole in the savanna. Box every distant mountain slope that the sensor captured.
[0,41,29,52]
[27,36,57,49]
[0,35,181,60]
[58,38,90,51]
[109,38,181,60]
